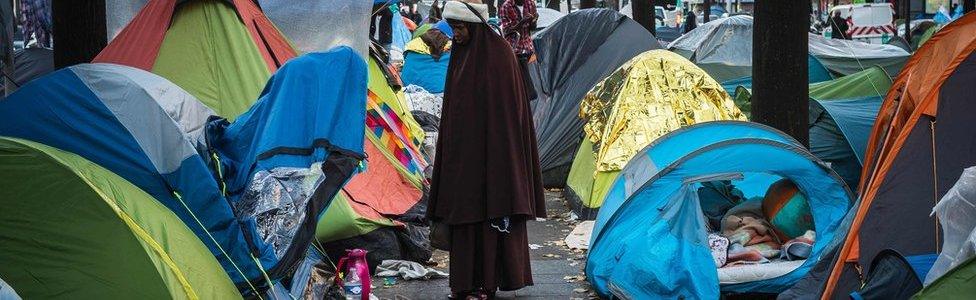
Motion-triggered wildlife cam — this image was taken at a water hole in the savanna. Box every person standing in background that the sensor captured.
[431,0,546,298]
[830,11,849,39]
[684,8,698,33]
[500,0,538,99]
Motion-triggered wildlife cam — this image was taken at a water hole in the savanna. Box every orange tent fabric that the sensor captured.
[822,13,976,299]
[343,141,423,217]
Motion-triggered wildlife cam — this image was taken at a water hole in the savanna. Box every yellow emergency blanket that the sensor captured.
[580,49,745,172]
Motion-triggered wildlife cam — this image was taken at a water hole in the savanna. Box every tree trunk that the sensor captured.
[52,0,107,69]
[753,0,810,146]
[580,0,596,9]
[903,0,911,41]
[966,0,975,13]
[633,0,656,35]
[486,0,497,17]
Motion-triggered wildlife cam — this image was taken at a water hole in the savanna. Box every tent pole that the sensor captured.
[633,0,656,36]
[752,0,809,146]
[52,0,107,69]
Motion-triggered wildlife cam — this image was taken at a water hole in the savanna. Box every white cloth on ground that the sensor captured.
[375,260,448,280]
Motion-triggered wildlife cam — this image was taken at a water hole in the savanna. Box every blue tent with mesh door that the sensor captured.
[0,47,367,295]
[586,121,852,299]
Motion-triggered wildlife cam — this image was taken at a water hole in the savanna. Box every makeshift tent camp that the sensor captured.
[96,0,298,119]
[586,121,853,299]
[0,49,367,293]
[401,35,450,93]
[781,13,976,300]
[564,50,744,219]
[0,137,241,299]
[530,8,662,187]
[670,15,909,83]
[0,48,53,95]
[808,66,891,190]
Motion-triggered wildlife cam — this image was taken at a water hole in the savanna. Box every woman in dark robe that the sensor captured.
[429,0,546,298]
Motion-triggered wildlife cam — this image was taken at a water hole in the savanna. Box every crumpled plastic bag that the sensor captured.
[925,166,976,285]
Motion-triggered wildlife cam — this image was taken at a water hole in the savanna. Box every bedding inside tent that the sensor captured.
[587,121,852,299]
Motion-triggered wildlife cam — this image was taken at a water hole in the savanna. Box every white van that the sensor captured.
[829,3,896,44]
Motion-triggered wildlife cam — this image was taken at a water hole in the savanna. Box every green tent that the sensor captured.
[915,256,976,299]
[809,66,893,100]
[151,0,273,119]
[0,137,240,299]
[96,0,298,120]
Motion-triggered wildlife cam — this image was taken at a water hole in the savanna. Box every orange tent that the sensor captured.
[782,13,976,299]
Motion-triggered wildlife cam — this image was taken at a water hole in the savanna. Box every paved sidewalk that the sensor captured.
[372,189,596,299]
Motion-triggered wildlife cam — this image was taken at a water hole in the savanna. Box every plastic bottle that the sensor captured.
[343,266,363,300]
[336,249,370,300]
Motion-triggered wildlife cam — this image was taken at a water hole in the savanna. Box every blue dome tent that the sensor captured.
[586,121,852,299]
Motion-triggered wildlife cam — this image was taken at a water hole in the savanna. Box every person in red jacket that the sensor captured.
[500,0,538,99]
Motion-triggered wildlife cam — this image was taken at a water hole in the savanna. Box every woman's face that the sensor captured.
[448,20,470,45]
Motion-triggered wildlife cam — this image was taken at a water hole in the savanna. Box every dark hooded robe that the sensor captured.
[427,16,546,294]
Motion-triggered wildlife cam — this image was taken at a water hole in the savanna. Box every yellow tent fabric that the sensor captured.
[568,49,745,213]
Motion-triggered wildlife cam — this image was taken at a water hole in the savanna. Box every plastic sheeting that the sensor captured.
[808,33,910,78]
[668,15,754,83]
[580,50,744,172]
[536,7,565,29]
[259,0,371,59]
[925,166,976,285]
[237,164,325,258]
[669,16,908,83]
[530,8,660,181]
[104,0,147,41]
